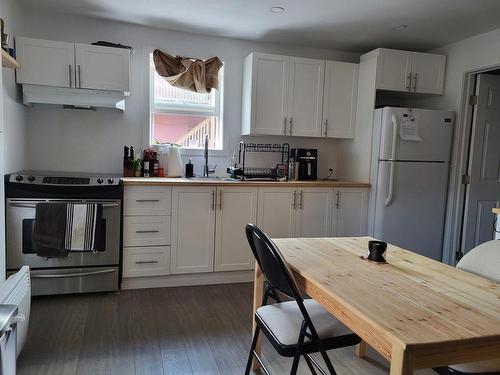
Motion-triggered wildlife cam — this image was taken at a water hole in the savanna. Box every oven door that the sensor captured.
[6,199,121,270]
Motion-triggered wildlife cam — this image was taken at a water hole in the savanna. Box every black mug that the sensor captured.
[368,241,387,263]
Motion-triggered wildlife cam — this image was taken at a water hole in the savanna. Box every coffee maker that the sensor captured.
[290,148,318,180]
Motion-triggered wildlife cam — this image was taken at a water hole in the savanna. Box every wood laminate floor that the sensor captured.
[18,283,437,375]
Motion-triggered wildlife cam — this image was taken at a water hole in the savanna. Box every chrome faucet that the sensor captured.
[203,134,216,177]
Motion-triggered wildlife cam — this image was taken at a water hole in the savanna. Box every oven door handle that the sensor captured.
[8,202,119,209]
[31,269,117,278]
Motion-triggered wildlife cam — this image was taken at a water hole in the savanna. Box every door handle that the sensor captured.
[211,189,215,211]
[219,190,223,210]
[135,260,159,264]
[324,119,328,137]
[135,199,160,203]
[385,161,396,207]
[135,230,160,234]
[31,269,116,278]
[69,65,73,87]
[292,190,297,210]
[299,190,303,210]
[335,191,341,209]
[78,65,82,88]
[289,117,293,135]
[8,202,119,208]
[390,114,398,160]
[406,74,412,91]
[412,72,418,92]
[283,117,287,135]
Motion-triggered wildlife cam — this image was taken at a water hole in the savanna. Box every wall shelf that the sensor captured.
[1,49,20,69]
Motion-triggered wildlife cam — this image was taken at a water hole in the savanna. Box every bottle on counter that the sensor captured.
[185,158,194,177]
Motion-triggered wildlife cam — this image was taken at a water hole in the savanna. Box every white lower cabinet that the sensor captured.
[257,188,296,238]
[214,187,258,271]
[332,188,368,236]
[123,246,170,278]
[295,188,334,237]
[171,186,216,274]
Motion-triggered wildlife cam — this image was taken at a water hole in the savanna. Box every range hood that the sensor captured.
[22,84,128,111]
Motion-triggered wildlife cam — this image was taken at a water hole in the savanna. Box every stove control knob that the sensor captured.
[96,178,104,184]
[27,175,36,182]
[15,175,23,182]
[108,178,115,184]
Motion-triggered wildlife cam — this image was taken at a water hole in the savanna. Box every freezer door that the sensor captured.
[373,161,449,260]
[379,107,454,162]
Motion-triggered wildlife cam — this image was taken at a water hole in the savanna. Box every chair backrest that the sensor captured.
[457,240,500,283]
[245,224,303,302]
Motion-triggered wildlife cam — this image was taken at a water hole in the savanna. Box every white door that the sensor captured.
[322,61,358,138]
[257,188,296,238]
[16,37,75,88]
[411,52,446,95]
[462,74,500,254]
[171,187,215,274]
[375,49,412,92]
[288,57,325,137]
[75,44,130,91]
[295,188,333,237]
[250,53,289,135]
[333,188,368,236]
[214,187,257,271]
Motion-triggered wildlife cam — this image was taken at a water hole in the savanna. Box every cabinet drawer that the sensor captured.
[124,187,171,216]
[123,246,170,278]
[123,216,171,247]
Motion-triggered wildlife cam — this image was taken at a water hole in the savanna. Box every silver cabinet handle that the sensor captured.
[406,74,412,91]
[31,269,116,278]
[135,260,159,265]
[135,199,160,203]
[335,190,341,209]
[292,190,297,210]
[219,190,222,210]
[78,65,82,88]
[299,190,303,210]
[283,117,287,135]
[135,230,160,234]
[69,65,73,87]
[412,72,418,92]
[289,117,293,135]
[211,189,215,211]
[324,119,328,137]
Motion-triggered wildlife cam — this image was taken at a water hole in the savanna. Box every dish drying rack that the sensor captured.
[228,142,290,180]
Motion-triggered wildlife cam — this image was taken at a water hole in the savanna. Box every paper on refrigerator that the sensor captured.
[400,117,422,141]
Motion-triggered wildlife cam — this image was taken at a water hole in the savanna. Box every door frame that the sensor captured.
[444,62,500,265]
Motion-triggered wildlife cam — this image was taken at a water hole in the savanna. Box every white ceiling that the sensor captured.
[19,0,500,52]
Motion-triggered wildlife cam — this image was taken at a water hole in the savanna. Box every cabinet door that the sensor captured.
[411,52,446,95]
[214,187,257,271]
[295,188,334,237]
[257,188,296,238]
[322,61,358,138]
[375,49,412,92]
[16,37,75,88]
[288,57,325,137]
[333,188,368,236]
[75,44,130,91]
[171,187,215,274]
[247,53,289,135]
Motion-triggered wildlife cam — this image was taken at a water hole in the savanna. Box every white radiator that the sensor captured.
[0,267,31,356]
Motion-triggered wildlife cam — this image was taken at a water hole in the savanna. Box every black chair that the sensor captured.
[244,223,361,375]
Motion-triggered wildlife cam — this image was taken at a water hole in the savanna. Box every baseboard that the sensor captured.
[121,270,254,290]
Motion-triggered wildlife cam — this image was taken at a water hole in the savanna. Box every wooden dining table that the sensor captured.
[251,237,500,375]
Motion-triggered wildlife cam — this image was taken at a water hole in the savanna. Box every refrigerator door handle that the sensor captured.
[390,114,398,160]
[385,161,396,207]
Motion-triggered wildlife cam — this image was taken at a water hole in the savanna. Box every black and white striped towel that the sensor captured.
[64,203,103,252]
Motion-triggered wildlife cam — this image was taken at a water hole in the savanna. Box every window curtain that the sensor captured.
[153,49,223,94]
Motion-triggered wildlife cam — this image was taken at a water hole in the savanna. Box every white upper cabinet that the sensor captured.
[75,44,130,92]
[322,61,359,139]
[214,187,257,272]
[410,52,446,95]
[241,53,289,136]
[373,48,446,95]
[287,57,325,137]
[16,37,75,88]
[15,37,130,92]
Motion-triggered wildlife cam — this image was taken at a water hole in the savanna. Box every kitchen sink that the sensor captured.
[182,177,241,182]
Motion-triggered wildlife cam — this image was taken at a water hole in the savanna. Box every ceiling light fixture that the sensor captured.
[270,6,285,13]
[392,24,408,31]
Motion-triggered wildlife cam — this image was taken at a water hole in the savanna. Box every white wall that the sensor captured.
[409,27,500,263]
[20,9,360,178]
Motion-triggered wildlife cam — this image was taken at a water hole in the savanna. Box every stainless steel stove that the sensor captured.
[5,171,123,296]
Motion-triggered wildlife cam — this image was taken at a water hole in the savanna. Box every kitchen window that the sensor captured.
[149,56,224,150]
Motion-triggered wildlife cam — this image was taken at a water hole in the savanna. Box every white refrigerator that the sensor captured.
[368,107,454,260]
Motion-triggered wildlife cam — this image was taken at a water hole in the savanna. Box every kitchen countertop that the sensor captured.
[121,177,370,188]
